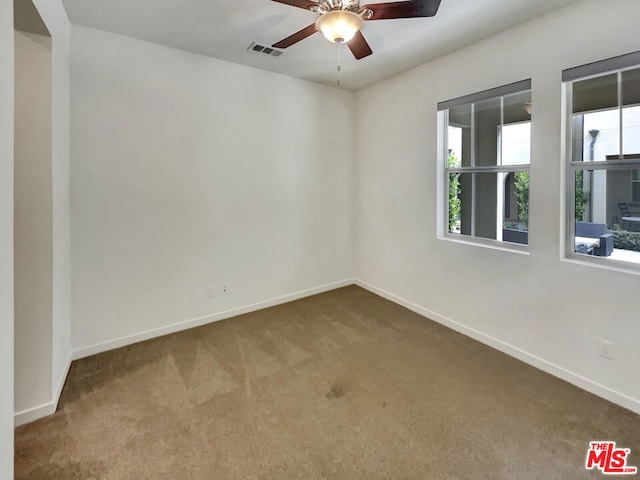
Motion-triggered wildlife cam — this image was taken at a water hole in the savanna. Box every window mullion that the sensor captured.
[499,97,504,167]
[569,160,640,170]
[619,71,623,159]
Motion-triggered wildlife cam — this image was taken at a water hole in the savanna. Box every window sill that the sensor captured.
[563,251,640,276]
[439,233,530,255]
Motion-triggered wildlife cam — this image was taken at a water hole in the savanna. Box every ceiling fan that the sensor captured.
[270,0,442,60]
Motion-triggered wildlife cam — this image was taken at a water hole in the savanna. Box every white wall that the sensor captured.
[355,0,640,413]
[14,29,53,414]
[71,26,355,353]
[0,0,14,474]
[13,0,71,424]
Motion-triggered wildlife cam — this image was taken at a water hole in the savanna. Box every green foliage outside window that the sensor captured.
[448,151,461,233]
[609,226,640,252]
[514,172,529,227]
[575,171,586,221]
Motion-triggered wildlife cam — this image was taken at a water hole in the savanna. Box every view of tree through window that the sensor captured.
[443,84,531,246]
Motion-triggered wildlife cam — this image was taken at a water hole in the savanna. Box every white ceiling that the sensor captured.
[61,0,582,90]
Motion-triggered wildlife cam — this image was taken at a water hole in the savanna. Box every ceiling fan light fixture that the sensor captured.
[315,9,363,44]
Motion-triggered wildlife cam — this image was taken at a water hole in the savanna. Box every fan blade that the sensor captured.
[273,23,318,49]
[363,0,442,20]
[347,31,373,60]
[271,0,318,11]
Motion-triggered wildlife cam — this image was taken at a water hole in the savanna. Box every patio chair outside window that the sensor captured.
[618,202,640,231]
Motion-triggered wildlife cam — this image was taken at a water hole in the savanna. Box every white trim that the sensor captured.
[16,278,640,425]
[354,278,640,416]
[14,350,73,427]
[561,82,572,261]
[53,350,73,409]
[437,110,448,238]
[561,254,640,277]
[447,165,531,174]
[439,234,530,255]
[72,279,355,360]
[14,401,56,427]
[15,280,355,426]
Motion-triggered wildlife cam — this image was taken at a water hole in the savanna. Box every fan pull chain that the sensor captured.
[337,43,342,88]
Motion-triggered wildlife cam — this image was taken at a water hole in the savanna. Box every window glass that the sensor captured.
[448,105,471,167]
[622,67,640,106]
[581,110,620,161]
[565,53,640,268]
[622,105,640,157]
[503,91,532,124]
[502,122,531,166]
[573,73,618,114]
[573,169,640,264]
[572,74,620,163]
[442,83,531,247]
[473,98,501,167]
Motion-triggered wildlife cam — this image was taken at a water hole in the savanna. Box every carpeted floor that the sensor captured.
[15,286,640,479]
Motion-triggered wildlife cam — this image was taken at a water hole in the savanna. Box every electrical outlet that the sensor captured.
[221,284,230,295]
[207,286,217,298]
[599,339,614,360]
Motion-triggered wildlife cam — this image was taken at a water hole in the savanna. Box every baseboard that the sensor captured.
[26,277,637,424]
[14,400,56,427]
[354,279,640,416]
[14,350,73,427]
[72,278,356,361]
[15,280,355,426]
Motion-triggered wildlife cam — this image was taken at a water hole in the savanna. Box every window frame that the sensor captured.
[438,80,532,253]
[563,51,640,273]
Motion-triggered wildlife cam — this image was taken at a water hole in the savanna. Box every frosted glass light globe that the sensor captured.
[316,10,363,44]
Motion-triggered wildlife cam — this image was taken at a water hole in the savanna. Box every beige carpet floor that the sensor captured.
[15,286,640,479]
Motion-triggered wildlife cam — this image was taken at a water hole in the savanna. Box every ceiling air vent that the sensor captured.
[247,42,284,58]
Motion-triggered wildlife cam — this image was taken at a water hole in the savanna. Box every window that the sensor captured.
[564,51,640,267]
[439,80,532,248]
